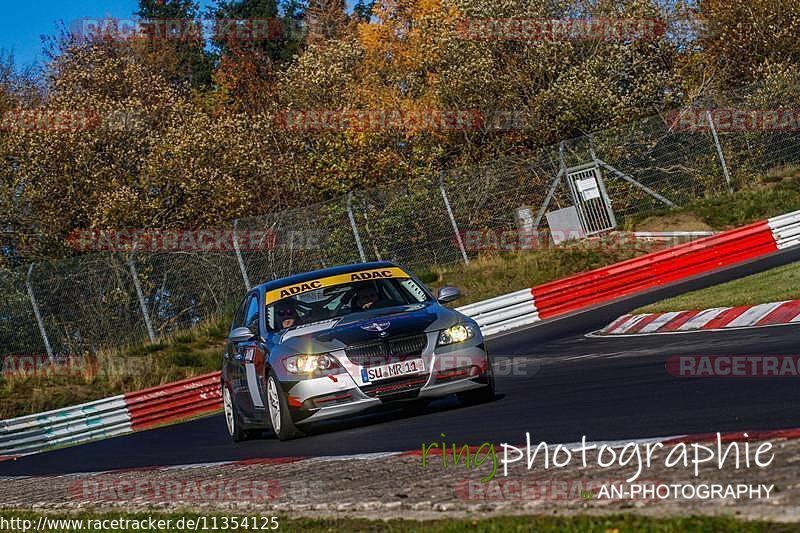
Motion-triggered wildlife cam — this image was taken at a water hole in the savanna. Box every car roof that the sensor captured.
[253,261,403,294]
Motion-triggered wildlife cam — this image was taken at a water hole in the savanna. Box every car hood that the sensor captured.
[275,302,461,355]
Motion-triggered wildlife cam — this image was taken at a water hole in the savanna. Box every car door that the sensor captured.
[231,292,265,416]
[223,295,248,389]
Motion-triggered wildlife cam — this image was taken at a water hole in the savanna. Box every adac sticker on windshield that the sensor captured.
[265,267,410,304]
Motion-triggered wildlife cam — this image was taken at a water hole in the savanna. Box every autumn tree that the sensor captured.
[694,0,800,90]
[136,0,215,87]
[209,0,306,62]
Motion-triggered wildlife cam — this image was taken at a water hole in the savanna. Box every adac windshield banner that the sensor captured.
[265,267,410,304]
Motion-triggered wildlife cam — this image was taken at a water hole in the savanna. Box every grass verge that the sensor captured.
[629,171,800,232]
[0,510,797,532]
[634,261,800,314]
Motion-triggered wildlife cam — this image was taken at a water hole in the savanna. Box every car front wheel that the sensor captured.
[266,371,304,441]
[223,385,252,442]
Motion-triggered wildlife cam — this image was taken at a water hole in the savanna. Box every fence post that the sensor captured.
[533,141,567,229]
[439,174,469,265]
[25,264,54,363]
[346,192,367,262]
[706,110,733,193]
[231,219,251,290]
[127,251,156,343]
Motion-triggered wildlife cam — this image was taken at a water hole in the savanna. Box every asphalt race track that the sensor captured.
[3,322,799,477]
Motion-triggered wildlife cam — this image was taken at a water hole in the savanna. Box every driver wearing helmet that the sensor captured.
[275,300,300,329]
[354,283,381,311]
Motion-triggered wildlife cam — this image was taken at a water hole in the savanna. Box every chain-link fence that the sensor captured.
[3,101,800,360]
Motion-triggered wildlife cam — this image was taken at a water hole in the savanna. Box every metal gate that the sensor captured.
[565,163,617,236]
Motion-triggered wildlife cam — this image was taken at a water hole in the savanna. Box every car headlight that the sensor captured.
[438,324,475,346]
[283,354,337,374]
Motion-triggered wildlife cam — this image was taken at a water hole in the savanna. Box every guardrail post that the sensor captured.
[25,264,54,363]
[439,174,469,265]
[706,110,733,193]
[231,219,251,290]
[346,192,367,262]
[127,251,157,343]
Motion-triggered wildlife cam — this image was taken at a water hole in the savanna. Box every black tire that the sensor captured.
[223,384,253,442]
[266,371,304,441]
[457,356,496,406]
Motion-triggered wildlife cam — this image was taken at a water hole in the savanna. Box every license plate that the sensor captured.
[361,358,425,383]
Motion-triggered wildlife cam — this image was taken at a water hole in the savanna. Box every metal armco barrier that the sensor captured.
[125,372,222,431]
[0,395,131,455]
[456,289,539,337]
[532,219,779,319]
[0,373,222,457]
[769,211,800,249]
[1,209,798,457]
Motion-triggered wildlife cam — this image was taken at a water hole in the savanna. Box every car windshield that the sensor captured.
[266,276,429,332]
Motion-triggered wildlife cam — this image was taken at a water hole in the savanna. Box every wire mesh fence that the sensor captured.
[3,102,800,360]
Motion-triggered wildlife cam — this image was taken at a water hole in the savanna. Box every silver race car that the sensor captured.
[221,261,494,441]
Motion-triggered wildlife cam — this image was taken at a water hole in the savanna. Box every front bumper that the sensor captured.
[285,331,490,424]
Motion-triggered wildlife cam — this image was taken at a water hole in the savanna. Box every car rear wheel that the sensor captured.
[223,385,252,442]
[267,371,304,441]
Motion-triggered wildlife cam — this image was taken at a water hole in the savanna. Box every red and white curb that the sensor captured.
[596,299,800,336]
[3,428,800,481]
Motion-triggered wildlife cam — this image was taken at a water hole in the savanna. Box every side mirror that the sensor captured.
[229,326,255,343]
[437,286,461,304]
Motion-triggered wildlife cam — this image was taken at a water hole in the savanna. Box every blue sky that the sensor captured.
[0,0,216,70]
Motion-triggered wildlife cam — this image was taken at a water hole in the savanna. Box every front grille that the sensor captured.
[360,374,429,399]
[346,333,428,367]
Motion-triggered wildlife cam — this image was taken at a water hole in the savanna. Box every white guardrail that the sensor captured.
[0,395,131,456]
[1,208,798,459]
[457,288,539,338]
[768,210,800,249]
